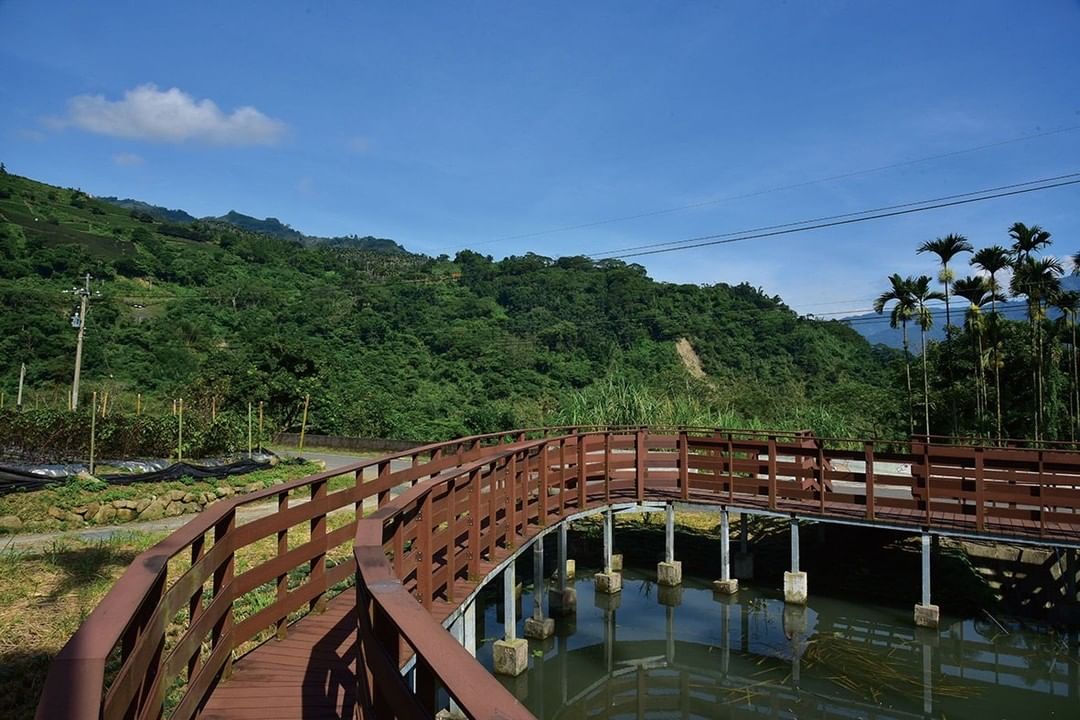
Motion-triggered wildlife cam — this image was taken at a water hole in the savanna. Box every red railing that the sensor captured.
[35,427,1080,720]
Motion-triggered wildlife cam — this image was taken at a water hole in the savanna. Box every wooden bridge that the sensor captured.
[34,426,1080,720]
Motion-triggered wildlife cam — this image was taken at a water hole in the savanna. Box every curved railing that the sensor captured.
[35,426,1080,720]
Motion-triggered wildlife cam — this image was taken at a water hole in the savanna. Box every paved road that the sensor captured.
[3,449,412,551]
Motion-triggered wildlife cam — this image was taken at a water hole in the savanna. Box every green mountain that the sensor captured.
[97,198,408,254]
[98,197,198,224]
[0,168,900,440]
[213,211,304,242]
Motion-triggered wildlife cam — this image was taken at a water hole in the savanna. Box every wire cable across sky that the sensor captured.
[597,172,1080,260]
[438,123,1080,252]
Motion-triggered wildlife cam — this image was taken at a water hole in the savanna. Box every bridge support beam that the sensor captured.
[596,508,622,594]
[551,523,577,615]
[494,561,528,676]
[462,602,476,657]
[658,503,683,587]
[914,531,940,628]
[783,518,808,605]
[524,537,554,639]
[713,509,739,594]
[733,512,754,579]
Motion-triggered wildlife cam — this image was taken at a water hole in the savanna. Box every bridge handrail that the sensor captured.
[34,426,1080,720]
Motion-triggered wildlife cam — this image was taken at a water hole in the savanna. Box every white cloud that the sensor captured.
[112,152,144,166]
[63,84,285,146]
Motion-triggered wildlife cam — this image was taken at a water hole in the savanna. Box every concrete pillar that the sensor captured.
[783,518,807,604]
[713,509,738,594]
[604,507,614,568]
[596,508,622,593]
[1068,548,1078,605]
[494,562,528,676]
[658,503,683,586]
[463,602,476,657]
[525,538,554,639]
[552,523,577,615]
[733,512,754,580]
[444,615,466,719]
[914,532,940,628]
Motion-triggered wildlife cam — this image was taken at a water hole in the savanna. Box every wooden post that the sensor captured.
[768,436,777,510]
[298,394,310,452]
[864,442,875,521]
[258,401,264,452]
[211,396,217,422]
[17,363,25,411]
[679,430,689,500]
[1,391,4,409]
[178,398,184,462]
[247,402,253,458]
[136,392,141,416]
[89,391,97,475]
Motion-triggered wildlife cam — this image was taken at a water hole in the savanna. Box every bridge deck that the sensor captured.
[199,479,1068,720]
[202,521,545,719]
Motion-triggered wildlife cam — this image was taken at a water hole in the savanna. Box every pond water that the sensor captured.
[473,565,1080,719]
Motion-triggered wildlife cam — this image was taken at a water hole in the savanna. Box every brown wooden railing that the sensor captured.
[36,427,1080,720]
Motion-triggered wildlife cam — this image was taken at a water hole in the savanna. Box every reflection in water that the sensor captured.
[475,568,1080,719]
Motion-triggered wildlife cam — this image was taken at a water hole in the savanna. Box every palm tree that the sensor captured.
[1049,290,1080,441]
[971,245,1012,441]
[1010,222,1053,263]
[952,276,1003,433]
[910,276,946,438]
[918,234,973,434]
[918,234,973,333]
[1010,255,1064,442]
[874,274,917,436]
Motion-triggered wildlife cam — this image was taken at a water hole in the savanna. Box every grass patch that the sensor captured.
[1,503,361,720]
[0,532,164,720]
[0,461,323,532]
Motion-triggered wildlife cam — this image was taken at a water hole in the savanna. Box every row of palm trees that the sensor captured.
[875,222,1078,443]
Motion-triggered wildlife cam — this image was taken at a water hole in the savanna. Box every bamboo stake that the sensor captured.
[258,401,264,452]
[17,363,25,411]
[247,402,253,458]
[136,393,141,416]
[299,394,310,453]
[212,396,217,422]
[178,398,184,462]
[1,391,4,409]
[89,391,97,475]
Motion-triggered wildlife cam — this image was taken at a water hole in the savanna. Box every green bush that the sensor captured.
[0,408,249,462]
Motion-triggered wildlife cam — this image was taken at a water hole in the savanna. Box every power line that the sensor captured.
[603,174,1080,260]
[432,123,1080,251]
[592,172,1080,259]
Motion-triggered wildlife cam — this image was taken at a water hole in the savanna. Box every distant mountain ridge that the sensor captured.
[99,198,407,254]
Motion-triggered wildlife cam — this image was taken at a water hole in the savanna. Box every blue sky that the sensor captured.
[2,1,1079,314]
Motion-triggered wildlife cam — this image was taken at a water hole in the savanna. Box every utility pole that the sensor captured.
[68,273,93,411]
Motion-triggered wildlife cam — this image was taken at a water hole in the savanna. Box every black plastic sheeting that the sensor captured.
[0,452,280,495]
